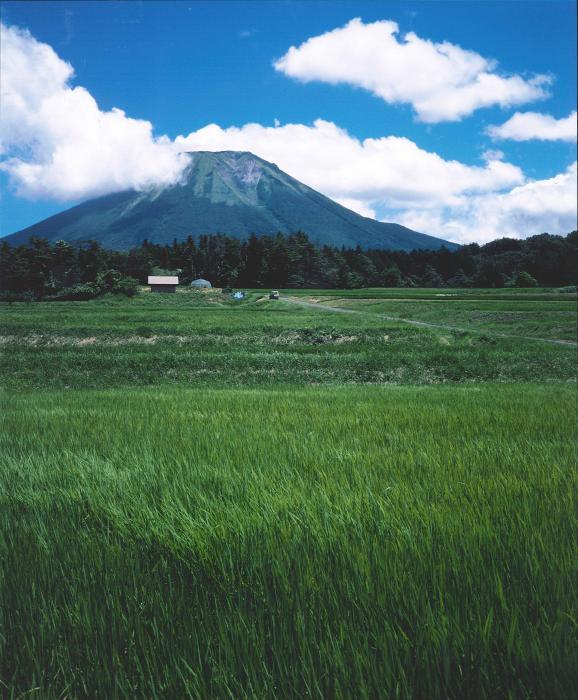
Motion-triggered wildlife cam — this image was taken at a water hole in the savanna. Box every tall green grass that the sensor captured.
[1,384,576,699]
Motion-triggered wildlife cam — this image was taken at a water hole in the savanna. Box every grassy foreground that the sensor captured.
[1,383,576,699]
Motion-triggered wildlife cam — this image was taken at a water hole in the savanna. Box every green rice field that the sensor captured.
[1,288,576,699]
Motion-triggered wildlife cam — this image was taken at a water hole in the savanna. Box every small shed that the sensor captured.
[190,278,212,289]
[148,275,179,293]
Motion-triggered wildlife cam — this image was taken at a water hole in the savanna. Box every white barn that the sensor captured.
[148,276,179,293]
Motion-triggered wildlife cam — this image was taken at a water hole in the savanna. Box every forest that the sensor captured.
[1,230,576,300]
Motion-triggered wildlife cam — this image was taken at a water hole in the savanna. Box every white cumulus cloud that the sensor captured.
[333,198,377,219]
[488,110,577,142]
[0,22,190,200]
[396,162,578,243]
[274,18,550,122]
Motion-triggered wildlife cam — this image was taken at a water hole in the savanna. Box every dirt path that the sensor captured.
[282,296,577,348]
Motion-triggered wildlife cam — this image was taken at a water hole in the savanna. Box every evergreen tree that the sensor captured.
[1,231,576,298]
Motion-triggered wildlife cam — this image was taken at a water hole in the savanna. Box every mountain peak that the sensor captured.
[184,150,264,158]
[184,150,276,168]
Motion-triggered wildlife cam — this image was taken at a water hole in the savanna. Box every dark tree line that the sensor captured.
[1,231,576,300]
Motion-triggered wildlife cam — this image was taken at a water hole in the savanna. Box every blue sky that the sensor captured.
[1,0,576,243]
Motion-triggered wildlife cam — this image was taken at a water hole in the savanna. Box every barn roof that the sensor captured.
[148,276,179,285]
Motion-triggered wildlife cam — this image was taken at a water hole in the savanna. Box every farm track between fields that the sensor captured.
[282,296,578,347]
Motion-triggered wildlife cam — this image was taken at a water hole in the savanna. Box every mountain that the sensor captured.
[4,151,457,251]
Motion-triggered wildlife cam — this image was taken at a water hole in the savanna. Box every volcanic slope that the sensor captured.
[6,151,456,251]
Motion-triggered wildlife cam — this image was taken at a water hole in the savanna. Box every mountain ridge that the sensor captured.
[4,151,458,251]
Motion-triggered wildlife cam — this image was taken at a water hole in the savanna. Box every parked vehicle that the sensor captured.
[269,290,280,300]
